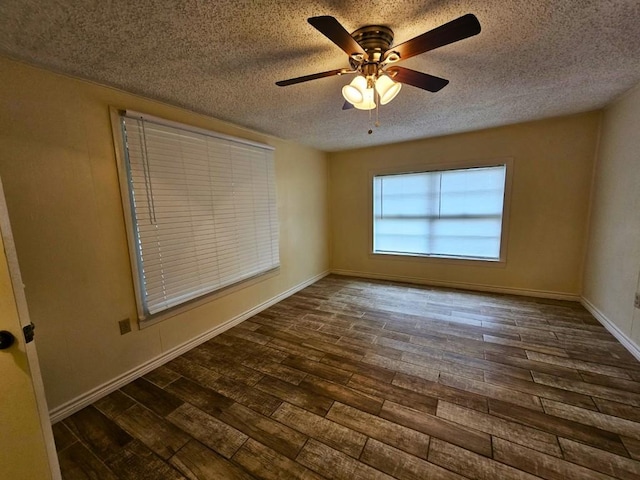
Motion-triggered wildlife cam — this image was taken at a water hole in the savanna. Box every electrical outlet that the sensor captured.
[119,318,132,335]
[635,293,640,309]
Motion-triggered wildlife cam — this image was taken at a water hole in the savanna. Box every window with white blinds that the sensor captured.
[119,112,279,319]
[373,165,507,260]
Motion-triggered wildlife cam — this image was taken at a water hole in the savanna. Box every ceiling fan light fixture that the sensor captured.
[342,75,367,104]
[353,86,376,110]
[375,74,402,105]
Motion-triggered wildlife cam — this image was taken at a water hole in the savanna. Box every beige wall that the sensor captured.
[583,83,640,348]
[328,113,600,297]
[0,57,329,410]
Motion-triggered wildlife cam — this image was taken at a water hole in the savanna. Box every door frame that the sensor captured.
[0,177,61,479]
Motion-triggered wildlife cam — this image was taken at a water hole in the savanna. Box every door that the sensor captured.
[0,178,61,479]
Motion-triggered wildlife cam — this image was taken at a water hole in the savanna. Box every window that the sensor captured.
[116,110,279,321]
[373,164,507,261]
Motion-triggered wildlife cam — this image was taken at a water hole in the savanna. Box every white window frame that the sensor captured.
[110,108,280,326]
[369,158,513,265]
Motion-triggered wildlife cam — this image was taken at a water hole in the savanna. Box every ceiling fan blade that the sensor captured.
[342,101,354,110]
[387,67,449,92]
[389,14,481,61]
[276,69,344,86]
[308,16,367,58]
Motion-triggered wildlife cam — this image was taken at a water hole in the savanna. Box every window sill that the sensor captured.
[369,251,507,268]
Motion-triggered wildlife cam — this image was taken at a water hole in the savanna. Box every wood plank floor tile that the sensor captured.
[622,436,640,460]
[272,402,367,458]
[593,398,640,423]
[444,350,533,381]
[527,351,633,380]
[360,438,466,480]
[57,441,119,480]
[532,371,640,407]
[115,403,190,460]
[391,372,487,412]
[484,352,583,380]
[63,406,133,460]
[143,365,181,388]
[232,439,324,480]
[282,354,353,384]
[164,376,234,417]
[202,374,283,417]
[255,375,334,416]
[362,352,440,382]
[320,352,396,383]
[184,346,264,386]
[541,398,640,440]
[348,372,436,415]
[164,356,222,389]
[326,402,431,460]
[211,333,290,363]
[218,402,308,459]
[401,350,486,381]
[169,440,254,480]
[166,403,248,459]
[439,372,543,411]
[299,374,384,414]
[120,378,184,417]
[559,437,640,480]
[57,276,640,480]
[580,372,640,394]
[379,400,492,456]
[93,389,137,420]
[52,421,77,452]
[296,439,394,480]
[482,334,569,357]
[484,371,598,410]
[104,440,185,480]
[436,401,563,457]
[428,438,540,480]
[493,436,614,479]
[241,356,308,385]
[489,399,630,457]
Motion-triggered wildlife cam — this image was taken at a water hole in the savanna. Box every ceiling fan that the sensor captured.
[276,14,481,111]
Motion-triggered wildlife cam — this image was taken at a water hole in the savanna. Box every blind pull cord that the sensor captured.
[139,119,157,225]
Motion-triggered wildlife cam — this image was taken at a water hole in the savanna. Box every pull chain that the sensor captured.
[368,90,381,134]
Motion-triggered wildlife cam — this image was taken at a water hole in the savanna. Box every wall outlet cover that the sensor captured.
[119,318,132,335]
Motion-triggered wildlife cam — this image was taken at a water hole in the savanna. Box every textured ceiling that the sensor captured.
[1,1,639,151]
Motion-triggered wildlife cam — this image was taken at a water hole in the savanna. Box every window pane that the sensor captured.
[373,165,506,260]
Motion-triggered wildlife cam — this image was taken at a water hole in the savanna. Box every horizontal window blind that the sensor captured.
[373,165,506,260]
[120,113,279,318]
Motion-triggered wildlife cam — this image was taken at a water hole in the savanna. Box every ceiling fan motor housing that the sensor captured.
[352,25,394,59]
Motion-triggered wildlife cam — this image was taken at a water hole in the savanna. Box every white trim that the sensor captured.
[330,269,581,302]
[123,109,274,151]
[581,297,640,362]
[49,270,329,423]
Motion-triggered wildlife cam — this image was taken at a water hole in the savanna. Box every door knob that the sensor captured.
[0,330,15,350]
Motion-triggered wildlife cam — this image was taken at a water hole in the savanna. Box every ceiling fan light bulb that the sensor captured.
[376,75,402,105]
[353,87,376,110]
[342,76,367,104]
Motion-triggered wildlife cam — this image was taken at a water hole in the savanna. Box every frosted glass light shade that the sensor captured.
[375,74,402,105]
[353,87,376,110]
[342,76,367,104]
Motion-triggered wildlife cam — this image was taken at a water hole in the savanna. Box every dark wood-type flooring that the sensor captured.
[53,275,640,479]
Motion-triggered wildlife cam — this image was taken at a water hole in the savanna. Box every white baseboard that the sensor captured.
[330,269,581,302]
[581,297,640,362]
[49,270,329,423]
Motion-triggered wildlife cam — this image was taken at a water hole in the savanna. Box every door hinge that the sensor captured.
[23,323,35,343]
